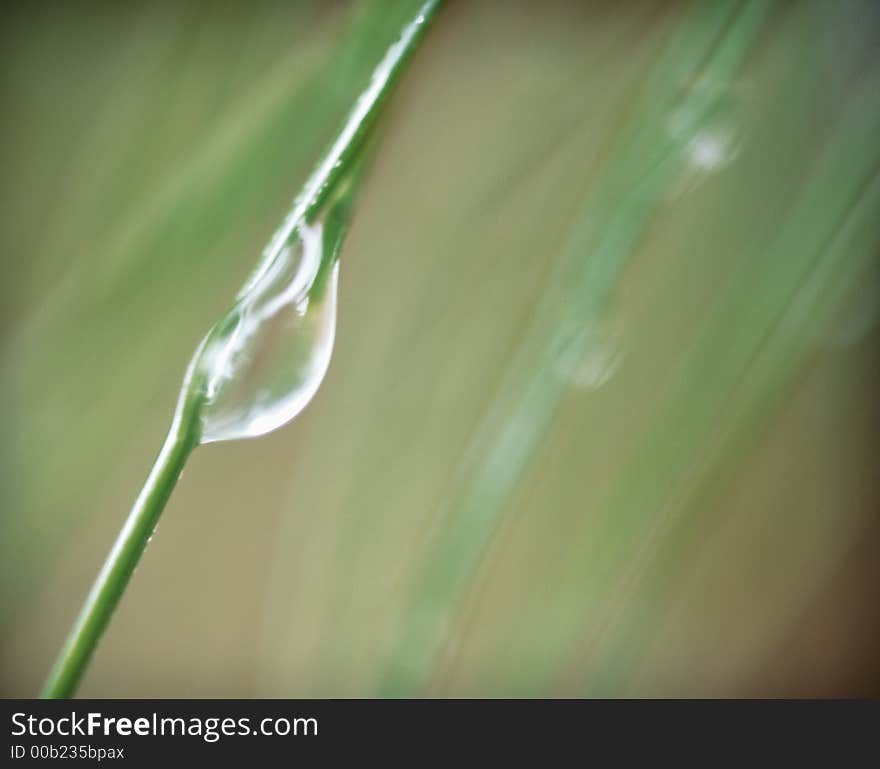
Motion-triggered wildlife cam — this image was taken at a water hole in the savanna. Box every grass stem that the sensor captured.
[41,368,204,698]
[41,0,442,698]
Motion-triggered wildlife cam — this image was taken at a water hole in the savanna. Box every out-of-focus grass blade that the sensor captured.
[377,0,771,696]
[565,65,880,695]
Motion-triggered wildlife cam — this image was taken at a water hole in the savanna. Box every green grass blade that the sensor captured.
[40,0,443,699]
[377,0,770,696]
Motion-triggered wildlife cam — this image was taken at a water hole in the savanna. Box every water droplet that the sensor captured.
[554,320,622,391]
[665,80,746,199]
[196,217,340,444]
[687,128,737,171]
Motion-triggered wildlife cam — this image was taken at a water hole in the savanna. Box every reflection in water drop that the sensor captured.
[197,219,339,444]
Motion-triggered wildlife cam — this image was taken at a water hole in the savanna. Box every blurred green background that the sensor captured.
[1,0,878,697]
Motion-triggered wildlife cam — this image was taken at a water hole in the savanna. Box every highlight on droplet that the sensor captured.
[195,217,340,444]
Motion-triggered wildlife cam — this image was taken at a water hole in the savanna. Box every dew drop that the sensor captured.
[554,319,622,391]
[196,216,341,444]
[665,80,746,199]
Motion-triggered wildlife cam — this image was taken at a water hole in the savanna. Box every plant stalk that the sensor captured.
[41,0,443,698]
[41,368,205,699]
